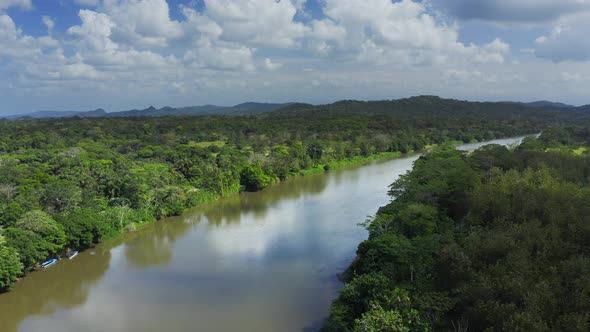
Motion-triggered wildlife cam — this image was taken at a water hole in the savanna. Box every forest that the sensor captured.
[322,127,590,331]
[0,96,588,292]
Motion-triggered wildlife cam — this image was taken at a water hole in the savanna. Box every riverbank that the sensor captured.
[299,152,403,176]
[320,132,588,331]
[2,135,530,292]
[0,136,532,332]
[25,142,490,264]
[1,149,413,292]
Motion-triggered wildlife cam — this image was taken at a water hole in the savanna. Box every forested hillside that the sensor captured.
[322,127,590,331]
[0,97,586,292]
[0,103,292,119]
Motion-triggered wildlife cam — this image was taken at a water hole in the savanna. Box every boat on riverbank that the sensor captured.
[41,259,57,268]
[68,251,78,259]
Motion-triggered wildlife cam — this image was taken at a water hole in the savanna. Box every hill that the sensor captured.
[3,97,589,119]
[523,100,575,109]
[0,103,292,119]
[268,96,569,120]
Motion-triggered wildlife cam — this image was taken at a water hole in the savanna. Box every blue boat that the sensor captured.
[68,251,79,259]
[41,258,57,268]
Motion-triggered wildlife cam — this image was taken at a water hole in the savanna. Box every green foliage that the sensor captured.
[307,142,324,167]
[0,98,582,292]
[353,306,428,332]
[15,210,65,254]
[0,235,23,291]
[324,273,430,331]
[0,201,23,227]
[154,186,186,218]
[40,180,82,213]
[3,227,50,271]
[325,132,590,331]
[0,210,67,277]
[56,208,104,248]
[240,165,271,191]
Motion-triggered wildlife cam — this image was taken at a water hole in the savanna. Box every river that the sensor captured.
[0,136,526,332]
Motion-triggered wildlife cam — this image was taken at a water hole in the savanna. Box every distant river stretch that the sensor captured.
[0,136,527,332]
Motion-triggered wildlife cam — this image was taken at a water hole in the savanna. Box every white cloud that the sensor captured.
[67,9,179,69]
[442,68,499,84]
[436,0,590,65]
[22,51,103,81]
[306,20,346,55]
[472,38,510,64]
[306,0,510,66]
[180,6,222,40]
[42,16,55,33]
[5,0,590,112]
[183,40,255,71]
[178,5,257,72]
[98,0,183,48]
[202,0,308,48]
[4,0,512,88]
[263,58,282,71]
[0,0,31,11]
[67,10,117,53]
[0,14,58,57]
[534,13,590,62]
[74,0,100,6]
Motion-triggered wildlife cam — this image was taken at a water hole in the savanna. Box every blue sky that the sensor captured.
[1,0,590,114]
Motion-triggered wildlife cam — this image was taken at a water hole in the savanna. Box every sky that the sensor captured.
[1,0,590,114]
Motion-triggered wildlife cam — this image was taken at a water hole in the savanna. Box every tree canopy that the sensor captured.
[1,97,588,292]
[323,128,590,331]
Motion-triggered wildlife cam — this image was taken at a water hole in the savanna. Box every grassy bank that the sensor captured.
[299,152,403,176]
[97,151,407,241]
[9,151,407,282]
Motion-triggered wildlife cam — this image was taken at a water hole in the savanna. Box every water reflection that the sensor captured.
[200,172,329,226]
[456,135,529,151]
[0,137,526,332]
[124,219,192,268]
[0,249,111,332]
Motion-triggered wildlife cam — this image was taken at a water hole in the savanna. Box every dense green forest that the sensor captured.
[322,127,590,331]
[0,96,587,292]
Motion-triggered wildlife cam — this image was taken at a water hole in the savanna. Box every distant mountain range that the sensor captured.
[0,102,294,119]
[521,101,590,113]
[1,99,589,119]
[0,109,108,119]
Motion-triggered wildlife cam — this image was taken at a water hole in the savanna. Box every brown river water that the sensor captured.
[0,136,525,332]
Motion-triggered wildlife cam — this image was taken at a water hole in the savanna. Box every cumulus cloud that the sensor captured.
[434,1,590,63]
[306,0,509,66]
[472,38,510,64]
[183,41,255,71]
[98,0,183,48]
[42,16,54,33]
[534,14,590,62]
[179,5,257,71]
[67,9,178,69]
[0,15,98,95]
[0,0,31,11]
[201,0,308,48]
[5,0,513,78]
[10,0,573,113]
[21,50,103,81]
[67,10,117,54]
[438,0,590,23]
[0,14,58,57]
